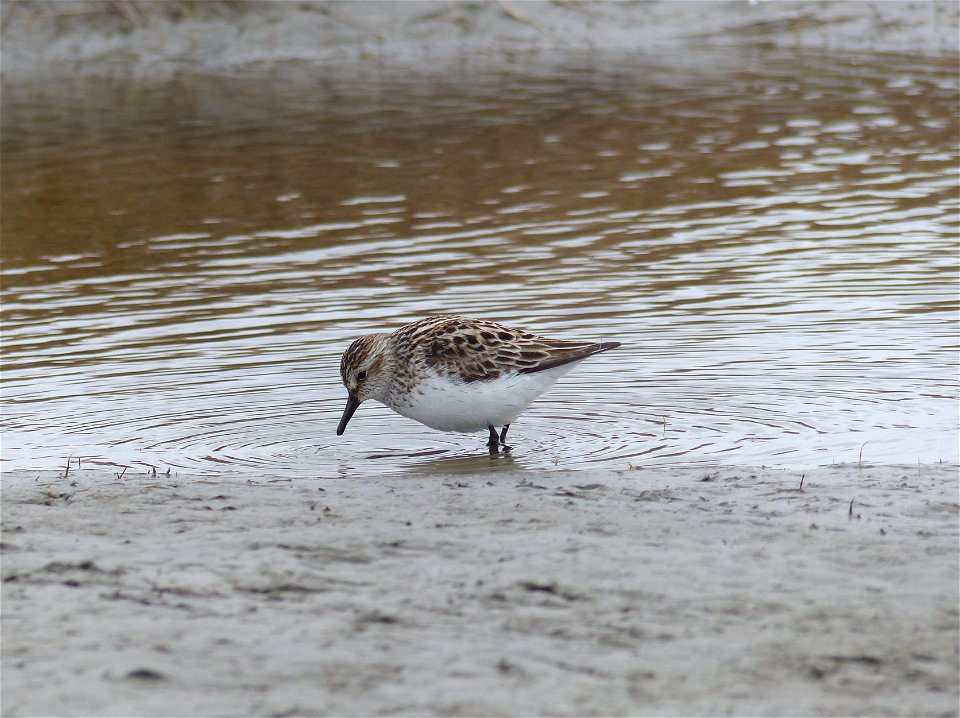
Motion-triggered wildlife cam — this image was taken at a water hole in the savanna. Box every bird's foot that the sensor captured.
[487,425,512,453]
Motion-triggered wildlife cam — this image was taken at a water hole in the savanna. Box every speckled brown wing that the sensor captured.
[397,315,619,383]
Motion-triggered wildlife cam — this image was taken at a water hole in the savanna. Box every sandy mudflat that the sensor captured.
[2,1,957,81]
[1,462,957,717]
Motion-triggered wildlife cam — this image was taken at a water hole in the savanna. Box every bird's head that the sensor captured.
[337,334,391,435]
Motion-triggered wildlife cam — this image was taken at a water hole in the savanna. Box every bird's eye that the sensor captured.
[357,370,367,382]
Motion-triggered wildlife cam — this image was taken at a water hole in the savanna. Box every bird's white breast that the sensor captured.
[384,362,584,433]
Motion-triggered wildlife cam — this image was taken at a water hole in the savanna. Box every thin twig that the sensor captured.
[496,0,551,38]
[112,0,145,27]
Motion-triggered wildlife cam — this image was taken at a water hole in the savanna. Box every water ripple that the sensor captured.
[2,52,957,474]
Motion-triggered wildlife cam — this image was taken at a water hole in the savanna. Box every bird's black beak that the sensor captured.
[337,394,360,436]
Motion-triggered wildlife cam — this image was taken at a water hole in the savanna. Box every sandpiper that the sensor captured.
[337,315,620,448]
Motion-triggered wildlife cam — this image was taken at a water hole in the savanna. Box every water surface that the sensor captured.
[2,51,957,475]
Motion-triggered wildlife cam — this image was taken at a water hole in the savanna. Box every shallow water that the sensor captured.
[2,51,958,475]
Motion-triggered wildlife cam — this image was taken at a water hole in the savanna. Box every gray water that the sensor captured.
[2,51,957,475]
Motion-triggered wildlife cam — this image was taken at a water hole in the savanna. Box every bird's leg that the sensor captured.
[487,425,500,449]
[499,424,510,445]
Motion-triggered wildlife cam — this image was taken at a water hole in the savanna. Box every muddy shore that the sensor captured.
[2,463,957,716]
[2,0,957,82]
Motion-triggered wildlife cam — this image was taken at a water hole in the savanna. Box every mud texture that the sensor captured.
[2,0,957,82]
[2,463,958,716]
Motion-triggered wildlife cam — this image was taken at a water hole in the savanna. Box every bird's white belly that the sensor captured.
[386,368,573,433]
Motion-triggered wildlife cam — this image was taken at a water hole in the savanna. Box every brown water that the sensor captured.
[2,51,958,475]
